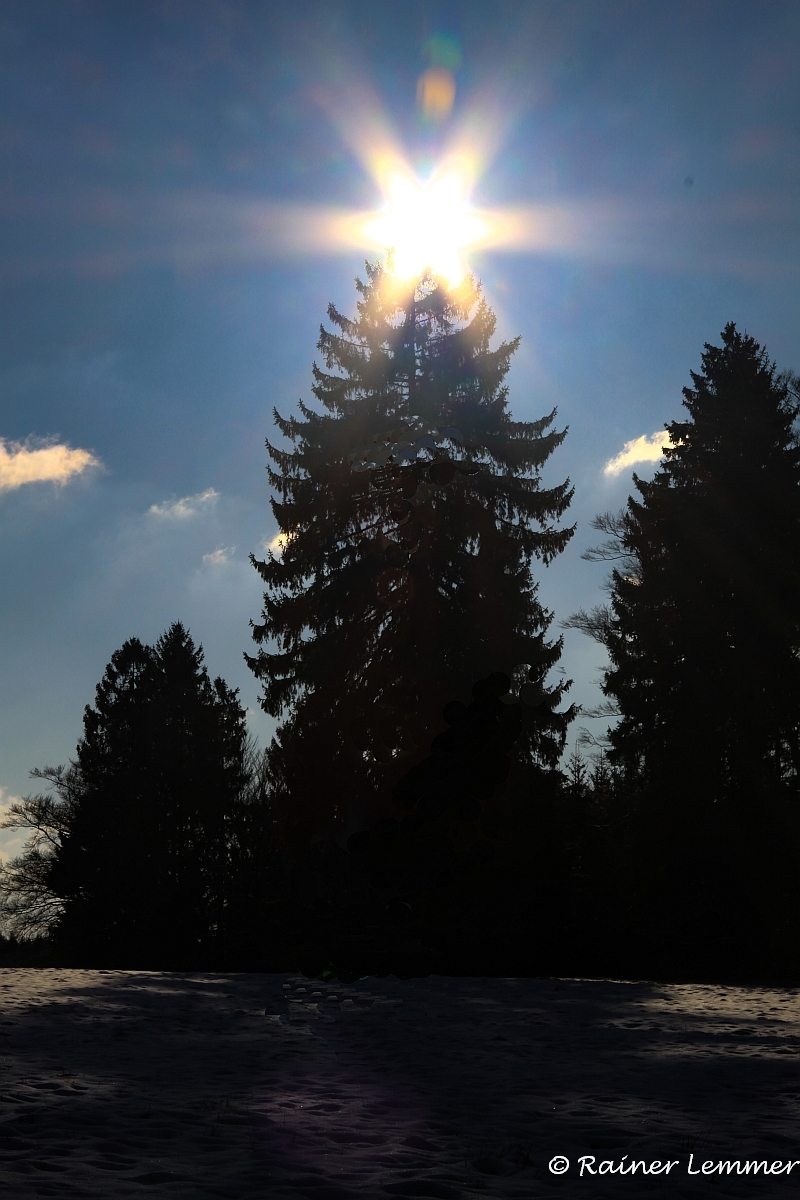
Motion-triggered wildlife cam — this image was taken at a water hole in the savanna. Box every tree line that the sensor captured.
[2,264,799,982]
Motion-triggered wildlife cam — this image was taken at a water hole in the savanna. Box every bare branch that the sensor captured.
[581,700,620,719]
[561,604,614,642]
[581,509,632,562]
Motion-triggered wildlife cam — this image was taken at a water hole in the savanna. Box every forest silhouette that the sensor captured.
[2,271,799,984]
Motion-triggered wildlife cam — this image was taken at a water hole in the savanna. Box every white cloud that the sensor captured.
[148,487,219,519]
[604,431,670,477]
[202,544,234,566]
[0,437,101,492]
[0,787,26,865]
[263,531,291,557]
[0,787,19,820]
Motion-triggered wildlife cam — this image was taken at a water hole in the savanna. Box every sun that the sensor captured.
[364,171,487,287]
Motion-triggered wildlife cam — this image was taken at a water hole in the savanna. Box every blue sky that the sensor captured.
[1,0,799,856]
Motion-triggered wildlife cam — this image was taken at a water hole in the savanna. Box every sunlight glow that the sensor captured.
[266,531,292,557]
[235,76,584,284]
[364,171,488,286]
[231,80,602,285]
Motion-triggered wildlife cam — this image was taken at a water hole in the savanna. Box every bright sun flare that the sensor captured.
[364,172,487,286]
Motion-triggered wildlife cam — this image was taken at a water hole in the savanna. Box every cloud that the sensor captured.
[264,531,291,556]
[0,438,101,492]
[262,529,302,558]
[0,787,20,821]
[148,488,219,519]
[0,787,26,865]
[202,545,234,566]
[604,431,670,478]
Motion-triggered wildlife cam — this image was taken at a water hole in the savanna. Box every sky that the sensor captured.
[1,0,799,858]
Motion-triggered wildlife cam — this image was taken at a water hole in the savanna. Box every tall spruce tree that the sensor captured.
[248,264,575,854]
[571,323,800,800]
[568,324,800,973]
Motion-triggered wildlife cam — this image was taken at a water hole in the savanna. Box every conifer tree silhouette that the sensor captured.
[0,624,253,964]
[248,264,575,855]
[568,324,800,972]
[570,323,800,801]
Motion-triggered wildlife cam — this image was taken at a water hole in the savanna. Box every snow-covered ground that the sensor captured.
[0,971,799,1197]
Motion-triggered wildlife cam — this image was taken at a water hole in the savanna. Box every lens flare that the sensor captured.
[416,67,456,120]
[364,171,488,285]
